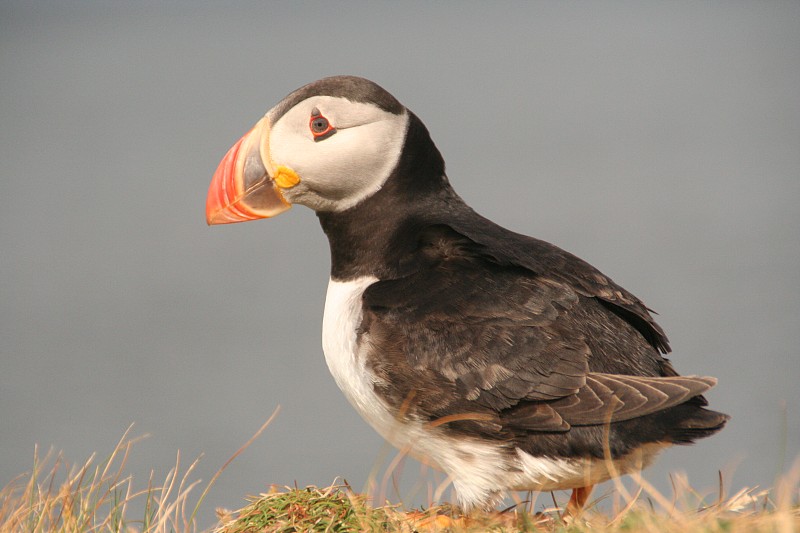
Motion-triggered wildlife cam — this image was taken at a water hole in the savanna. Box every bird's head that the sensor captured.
[206,76,414,224]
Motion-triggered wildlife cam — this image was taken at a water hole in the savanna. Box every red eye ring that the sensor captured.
[309,107,336,141]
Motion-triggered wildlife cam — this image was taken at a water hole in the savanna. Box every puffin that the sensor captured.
[205,75,728,514]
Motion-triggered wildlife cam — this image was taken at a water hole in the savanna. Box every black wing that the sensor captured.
[359,224,713,435]
[443,210,672,354]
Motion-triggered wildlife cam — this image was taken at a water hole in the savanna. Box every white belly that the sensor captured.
[320,276,666,509]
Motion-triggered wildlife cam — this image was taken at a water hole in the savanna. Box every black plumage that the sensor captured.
[317,104,727,461]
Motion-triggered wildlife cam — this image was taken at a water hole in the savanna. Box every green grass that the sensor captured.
[2,420,798,532]
[217,485,397,533]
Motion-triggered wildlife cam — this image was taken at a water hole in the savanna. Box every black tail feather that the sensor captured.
[667,404,730,444]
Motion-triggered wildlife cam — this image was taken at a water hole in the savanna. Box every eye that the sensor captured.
[309,107,336,141]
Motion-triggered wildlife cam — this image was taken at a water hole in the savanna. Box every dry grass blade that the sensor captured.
[0,428,202,533]
[189,405,281,526]
[2,420,797,532]
[0,413,279,533]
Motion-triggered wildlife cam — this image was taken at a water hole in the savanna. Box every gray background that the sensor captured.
[2,1,798,527]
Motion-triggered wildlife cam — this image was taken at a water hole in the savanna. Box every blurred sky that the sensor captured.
[1,1,799,527]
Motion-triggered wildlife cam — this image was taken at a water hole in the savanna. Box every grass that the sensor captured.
[215,471,800,533]
[0,427,206,533]
[2,418,798,532]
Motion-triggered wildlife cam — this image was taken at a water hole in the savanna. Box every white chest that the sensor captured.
[321,276,401,441]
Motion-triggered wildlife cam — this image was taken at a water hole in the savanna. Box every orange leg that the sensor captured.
[565,485,594,517]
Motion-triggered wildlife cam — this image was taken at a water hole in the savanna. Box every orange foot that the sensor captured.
[564,485,594,519]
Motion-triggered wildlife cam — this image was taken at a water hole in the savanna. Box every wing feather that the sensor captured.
[360,224,710,434]
[555,374,717,425]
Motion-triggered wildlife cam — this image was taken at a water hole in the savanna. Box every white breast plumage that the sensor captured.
[321,276,399,438]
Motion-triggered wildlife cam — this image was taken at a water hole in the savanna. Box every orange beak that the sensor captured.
[206,116,292,225]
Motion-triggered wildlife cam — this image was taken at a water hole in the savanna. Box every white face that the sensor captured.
[267,96,409,212]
